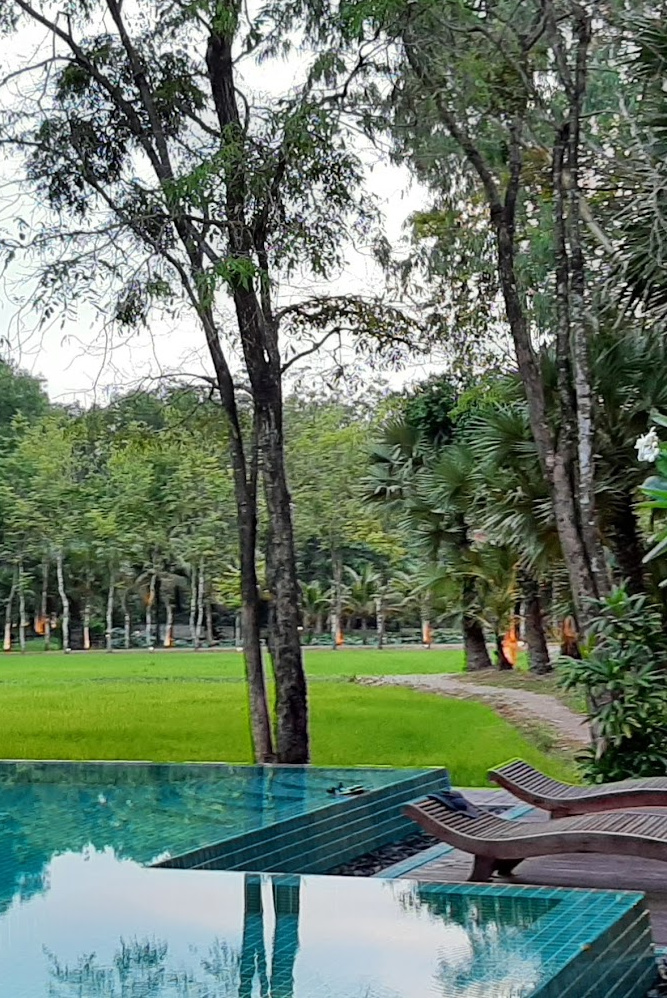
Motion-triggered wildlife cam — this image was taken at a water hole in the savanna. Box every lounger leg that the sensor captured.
[469,855,496,881]
[495,858,523,876]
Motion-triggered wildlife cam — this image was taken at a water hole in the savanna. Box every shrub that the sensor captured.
[558,587,667,782]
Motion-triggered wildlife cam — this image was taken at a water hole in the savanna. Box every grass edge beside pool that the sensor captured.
[0,663,575,784]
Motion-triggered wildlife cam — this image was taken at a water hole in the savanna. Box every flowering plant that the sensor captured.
[638,412,667,570]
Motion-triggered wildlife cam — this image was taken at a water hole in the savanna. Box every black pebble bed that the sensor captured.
[327,831,439,877]
[648,956,667,997]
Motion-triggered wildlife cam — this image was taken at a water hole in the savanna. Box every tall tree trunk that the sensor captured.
[56,549,69,652]
[83,585,91,651]
[376,596,385,649]
[524,577,551,674]
[315,611,323,635]
[106,566,115,652]
[260,397,309,763]
[189,561,197,647]
[18,556,26,653]
[3,564,16,653]
[205,601,213,644]
[462,578,492,671]
[41,556,50,652]
[234,611,242,648]
[122,591,130,650]
[405,40,605,626]
[421,610,431,648]
[360,617,368,645]
[146,572,156,648]
[163,599,173,647]
[331,550,343,648]
[203,34,277,763]
[196,559,205,649]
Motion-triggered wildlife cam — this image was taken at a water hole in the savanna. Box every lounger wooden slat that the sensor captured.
[489,758,667,817]
[404,795,667,881]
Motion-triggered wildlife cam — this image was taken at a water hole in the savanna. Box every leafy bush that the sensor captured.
[559,587,667,782]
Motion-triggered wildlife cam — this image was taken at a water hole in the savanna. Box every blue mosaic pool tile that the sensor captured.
[157,766,448,874]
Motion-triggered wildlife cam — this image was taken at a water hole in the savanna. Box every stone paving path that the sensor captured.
[358,673,589,747]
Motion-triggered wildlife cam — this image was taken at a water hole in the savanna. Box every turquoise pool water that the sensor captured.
[0,762,656,997]
[0,860,653,998]
[0,760,444,902]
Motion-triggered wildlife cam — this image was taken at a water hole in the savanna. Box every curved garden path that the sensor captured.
[358,673,589,748]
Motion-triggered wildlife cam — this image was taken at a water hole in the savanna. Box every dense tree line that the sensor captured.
[2,1,667,767]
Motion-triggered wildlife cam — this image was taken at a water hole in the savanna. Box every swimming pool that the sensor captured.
[0,858,654,998]
[0,759,447,893]
[0,760,656,997]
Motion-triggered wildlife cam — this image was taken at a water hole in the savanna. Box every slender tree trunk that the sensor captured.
[56,549,69,652]
[376,597,385,649]
[122,591,130,650]
[163,600,173,647]
[196,559,205,649]
[146,572,156,648]
[315,612,323,635]
[189,562,197,647]
[234,611,242,648]
[421,610,431,648]
[206,601,213,644]
[332,550,343,648]
[513,596,522,641]
[360,617,368,644]
[18,556,26,653]
[3,565,16,653]
[41,556,50,652]
[83,597,91,651]
[260,397,309,763]
[523,577,551,674]
[106,566,115,652]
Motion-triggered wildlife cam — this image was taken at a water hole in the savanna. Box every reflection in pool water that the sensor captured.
[0,760,428,909]
[0,851,556,998]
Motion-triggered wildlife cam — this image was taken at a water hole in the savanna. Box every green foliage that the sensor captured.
[640,413,667,570]
[559,588,667,781]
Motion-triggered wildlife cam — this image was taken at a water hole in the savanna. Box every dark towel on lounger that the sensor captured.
[428,789,482,819]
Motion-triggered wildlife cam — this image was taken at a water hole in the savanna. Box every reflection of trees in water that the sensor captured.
[45,874,301,999]
[396,885,550,996]
[46,937,240,998]
[0,761,315,918]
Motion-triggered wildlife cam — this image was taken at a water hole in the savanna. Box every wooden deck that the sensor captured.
[391,791,667,946]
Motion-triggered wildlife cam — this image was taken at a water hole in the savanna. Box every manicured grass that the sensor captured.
[0,649,575,783]
[0,647,465,682]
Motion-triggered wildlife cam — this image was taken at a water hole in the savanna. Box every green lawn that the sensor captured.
[0,649,575,784]
[0,647,465,681]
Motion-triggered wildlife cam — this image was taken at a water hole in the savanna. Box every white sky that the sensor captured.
[0,4,437,406]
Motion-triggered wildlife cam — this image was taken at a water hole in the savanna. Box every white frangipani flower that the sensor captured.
[635,427,661,463]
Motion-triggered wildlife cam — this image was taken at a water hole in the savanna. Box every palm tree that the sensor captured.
[343,564,380,644]
[464,403,559,673]
[299,580,330,642]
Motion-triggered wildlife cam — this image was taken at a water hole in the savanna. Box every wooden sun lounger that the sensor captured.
[488,758,667,818]
[404,796,667,881]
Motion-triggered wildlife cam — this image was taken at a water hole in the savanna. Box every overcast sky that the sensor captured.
[0,4,435,406]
